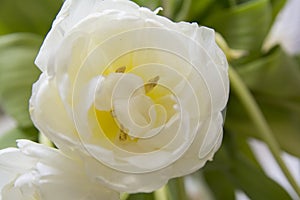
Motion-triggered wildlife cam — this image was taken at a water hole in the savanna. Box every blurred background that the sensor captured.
[0,0,299,199]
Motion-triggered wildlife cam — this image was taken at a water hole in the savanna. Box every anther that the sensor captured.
[144,76,160,93]
[110,109,116,118]
[115,66,126,73]
[119,130,128,141]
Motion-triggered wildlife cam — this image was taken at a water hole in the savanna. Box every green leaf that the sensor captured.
[0,0,62,35]
[186,0,214,21]
[0,126,38,149]
[0,33,42,127]
[163,0,184,18]
[203,169,235,200]
[233,131,263,168]
[258,99,300,157]
[229,153,292,200]
[204,133,292,200]
[226,48,300,157]
[203,0,272,51]
[132,0,186,20]
[236,48,300,97]
[226,95,300,157]
[225,132,291,199]
[270,0,287,21]
[126,193,155,200]
[131,0,161,11]
[236,0,253,4]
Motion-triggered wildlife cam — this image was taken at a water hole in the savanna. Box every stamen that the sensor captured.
[115,66,126,73]
[144,76,160,93]
[110,109,116,118]
[119,130,128,141]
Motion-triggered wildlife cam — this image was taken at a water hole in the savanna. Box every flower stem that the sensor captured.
[167,177,188,200]
[154,185,168,200]
[38,133,53,147]
[229,66,300,197]
[177,177,188,199]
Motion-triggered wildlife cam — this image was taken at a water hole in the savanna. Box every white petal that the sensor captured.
[198,113,223,160]
[0,148,35,192]
[95,74,120,111]
[29,73,79,149]
[35,0,141,71]
[0,141,119,200]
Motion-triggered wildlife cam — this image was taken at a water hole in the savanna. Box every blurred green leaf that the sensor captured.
[0,126,38,149]
[204,133,292,200]
[186,0,214,21]
[259,99,300,156]
[226,48,300,157]
[270,0,287,21]
[185,0,236,23]
[131,0,161,11]
[296,54,300,65]
[233,131,263,168]
[0,0,62,35]
[236,0,253,4]
[163,0,183,18]
[227,95,300,157]
[0,33,42,127]
[127,192,155,200]
[237,48,300,97]
[203,169,235,200]
[204,0,272,51]
[132,0,186,20]
[230,153,292,200]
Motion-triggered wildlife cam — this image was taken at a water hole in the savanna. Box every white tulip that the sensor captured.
[0,140,119,200]
[30,0,229,193]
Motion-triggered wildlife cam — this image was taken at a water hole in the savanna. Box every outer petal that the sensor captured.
[79,114,223,193]
[0,140,119,200]
[29,73,79,150]
[35,0,140,72]
[0,148,35,193]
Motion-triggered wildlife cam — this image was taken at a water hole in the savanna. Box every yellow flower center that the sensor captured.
[95,65,177,152]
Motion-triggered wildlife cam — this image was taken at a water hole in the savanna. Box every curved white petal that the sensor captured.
[29,73,79,150]
[35,0,140,71]
[76,114,224,193]
[0,140,119,200]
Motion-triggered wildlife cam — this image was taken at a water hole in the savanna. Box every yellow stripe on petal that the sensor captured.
[95,110,119,141]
